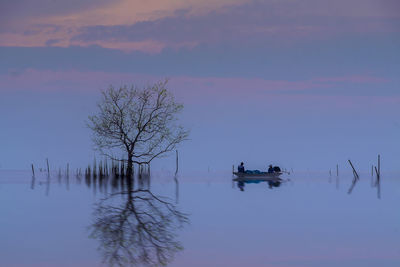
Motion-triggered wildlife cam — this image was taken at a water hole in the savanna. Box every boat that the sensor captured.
[232,171,282,181]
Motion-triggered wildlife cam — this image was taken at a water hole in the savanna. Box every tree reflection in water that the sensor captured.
[89,174,188,267]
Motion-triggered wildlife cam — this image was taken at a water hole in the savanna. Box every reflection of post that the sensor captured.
[347,160,359,194]
[375,166,381,199]
[336,175,339,190]
[377,182,381,199]
[378,154,380,178]
[31,175,35,190]
[347,178,357,194]
[45,175,50,196]
[66,170,70,191]
[374,166,380,184]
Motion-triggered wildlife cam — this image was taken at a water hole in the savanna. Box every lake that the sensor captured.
[0,169,399,266]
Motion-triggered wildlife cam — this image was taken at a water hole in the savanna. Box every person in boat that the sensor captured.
[268,164,274,173]
[238,162,245,173]
[273,166,281,173]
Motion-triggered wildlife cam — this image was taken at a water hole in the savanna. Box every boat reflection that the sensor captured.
[89,174,189,267]
[235,178,284,191]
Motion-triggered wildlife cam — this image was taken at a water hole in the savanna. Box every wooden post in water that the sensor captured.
[46,158,50,176]
[336,164,339,176]
[31,164,36,190]
[374,166,381,199]
[67,163,69,178]
[371,165,374,187]
[378,154,380,178]
[348,160,359,180]
[328,169,332,183]
[374,166,380,182]
[31,164,35,177]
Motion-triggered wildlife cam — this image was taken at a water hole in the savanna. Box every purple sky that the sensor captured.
[0,0,399,172]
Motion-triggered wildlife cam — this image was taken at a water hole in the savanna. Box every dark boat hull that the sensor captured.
[233,171,282,181]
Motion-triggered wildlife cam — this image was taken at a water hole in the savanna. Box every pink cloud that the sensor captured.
[0,69,397,110]
[315,75,389,83]
[1,0,399,52]
[0,69,329,98]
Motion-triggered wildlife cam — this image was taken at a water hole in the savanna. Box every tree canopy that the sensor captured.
[88,80,189,169]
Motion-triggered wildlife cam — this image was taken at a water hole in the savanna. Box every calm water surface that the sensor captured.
[1,170,399,267]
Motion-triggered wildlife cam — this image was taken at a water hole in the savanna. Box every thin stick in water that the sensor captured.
[378,154,380,178]
[31,164,35,177]
[348,160,359,180]
[375,166,381,199]
[375,166,380,183]
[46,158,50,176]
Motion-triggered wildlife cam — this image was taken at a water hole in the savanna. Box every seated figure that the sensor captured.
[268,165,274,173]
[273,166,281,172]
[238,162,245,173]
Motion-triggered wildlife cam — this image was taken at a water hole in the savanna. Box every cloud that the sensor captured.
[1,0,399,52]
[0,69,394,101]
[0,0,246,51]
[315,76,389,84]
[0,0,114,31]
[45,38,61,46]
[1,34,399,81]
[70,0,400,52]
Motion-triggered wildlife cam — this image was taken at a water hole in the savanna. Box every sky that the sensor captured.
[0,0,399,173]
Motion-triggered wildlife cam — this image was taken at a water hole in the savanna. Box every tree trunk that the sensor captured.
[127,153,133,179]
[127,164,134,198]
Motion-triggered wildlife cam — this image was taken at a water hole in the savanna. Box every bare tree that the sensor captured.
[88,80,189,178]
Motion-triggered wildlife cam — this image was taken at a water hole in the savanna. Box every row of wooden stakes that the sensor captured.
[31,158,150,179]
